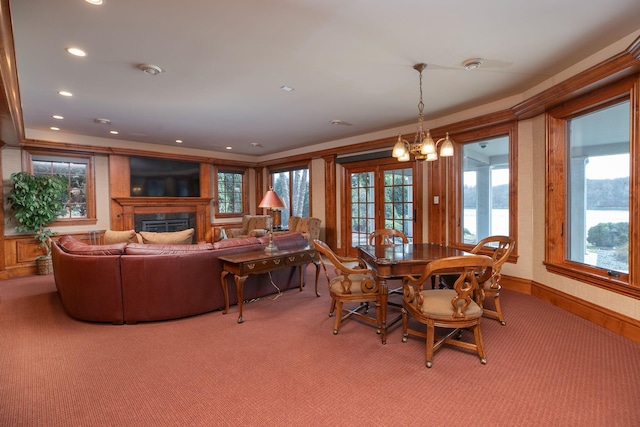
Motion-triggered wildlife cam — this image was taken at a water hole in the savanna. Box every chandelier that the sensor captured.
[392,63,454,162]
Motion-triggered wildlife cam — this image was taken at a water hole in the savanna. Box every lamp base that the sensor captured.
[264,243,279,253]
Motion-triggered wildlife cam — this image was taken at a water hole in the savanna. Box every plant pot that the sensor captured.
[36,256,53,275]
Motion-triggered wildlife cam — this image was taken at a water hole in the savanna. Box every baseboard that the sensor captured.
[502,275,640,344]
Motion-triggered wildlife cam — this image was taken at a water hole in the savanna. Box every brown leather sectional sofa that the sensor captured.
[51,232,310,324]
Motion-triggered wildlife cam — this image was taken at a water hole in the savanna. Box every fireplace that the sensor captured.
[136,214,195,233]
[112,197,213,243]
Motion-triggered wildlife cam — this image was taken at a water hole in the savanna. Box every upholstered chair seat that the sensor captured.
[413,289,483,319]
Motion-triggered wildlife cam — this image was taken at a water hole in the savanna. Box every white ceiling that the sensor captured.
[9,0,640,156]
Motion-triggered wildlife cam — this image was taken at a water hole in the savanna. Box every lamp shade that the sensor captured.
[258,187,285,209]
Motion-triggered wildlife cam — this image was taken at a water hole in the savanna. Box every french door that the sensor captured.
[344,160,419,256]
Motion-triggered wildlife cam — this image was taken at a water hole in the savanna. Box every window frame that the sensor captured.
[214,166,248,218]
[546,76,639,297]
[447,122,518,259]
[23,149,96,226]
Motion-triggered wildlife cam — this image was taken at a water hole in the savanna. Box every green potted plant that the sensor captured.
[7,172,68,274]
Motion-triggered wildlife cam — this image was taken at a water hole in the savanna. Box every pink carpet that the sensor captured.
[1,269,639,426]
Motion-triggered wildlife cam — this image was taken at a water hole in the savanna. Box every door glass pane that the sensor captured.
[351,172,375,246]
[462,136,509,244]
[567,101,629,274]
[383,168,413,242]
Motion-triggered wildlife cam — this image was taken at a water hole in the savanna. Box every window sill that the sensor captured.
[544,262,638,299]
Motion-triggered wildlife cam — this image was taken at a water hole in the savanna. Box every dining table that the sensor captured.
[356,242,473,344]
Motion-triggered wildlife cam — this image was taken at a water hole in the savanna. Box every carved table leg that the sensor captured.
[234,274,248,323]
[298,265,304,291]
[313,260,321,297]
[220,270,230,314]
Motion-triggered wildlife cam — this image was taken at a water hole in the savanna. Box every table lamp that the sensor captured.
[258,186,285,253]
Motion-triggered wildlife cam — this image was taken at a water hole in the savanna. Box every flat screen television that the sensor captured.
[130,156,200,197]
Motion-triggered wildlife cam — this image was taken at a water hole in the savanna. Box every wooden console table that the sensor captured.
[219,246,320,323]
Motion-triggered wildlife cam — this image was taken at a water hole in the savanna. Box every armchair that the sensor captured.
[401,254,493,368]
[225,215,271,239]
[289,216,321,246]
[470,235,516,325]
[314,240,383,341]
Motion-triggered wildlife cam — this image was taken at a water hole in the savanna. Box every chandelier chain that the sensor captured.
[415,69,425,143]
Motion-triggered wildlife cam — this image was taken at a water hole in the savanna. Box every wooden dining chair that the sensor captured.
[368,228,409,246]
[470,235,515,325]
[313,240,383,338]
[401,254,493,368]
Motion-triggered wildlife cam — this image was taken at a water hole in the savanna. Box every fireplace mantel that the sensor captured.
[112,197,213,242]
[114,197,212,207]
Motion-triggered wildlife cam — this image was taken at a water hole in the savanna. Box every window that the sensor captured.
[28,151,95,224]
[216,168,246,216]
[462,136,510,244]
[546,76,638,294]
[270,165,310,228]
[448,122,517,254]
[567,102,629,274]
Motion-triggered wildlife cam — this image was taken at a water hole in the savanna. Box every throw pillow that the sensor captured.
[104,229,137,244]
[139,228,194,245]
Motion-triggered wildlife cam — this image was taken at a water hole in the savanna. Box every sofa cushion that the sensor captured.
[124,243,214,255]
[104,229,137,244]
[58,235,126,255]
[139,228,194,245]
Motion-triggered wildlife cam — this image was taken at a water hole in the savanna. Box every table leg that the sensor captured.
[220,270,230,314]
[379,278,388,345]
[233,274,248,323]
[313,260,321,297]
[298,265,304,291]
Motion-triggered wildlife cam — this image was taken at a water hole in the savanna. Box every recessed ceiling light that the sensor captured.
[175,139,183,144]
[280,85,294,92]
[50,127,60,131]
[463,58,484,70]
[58,91,73,97]
[225,146,232,150]
[85,0,104,5]
[109,130,119,135]
[137,64,164,76]
[66,47,86,57]
[52,115,64,120]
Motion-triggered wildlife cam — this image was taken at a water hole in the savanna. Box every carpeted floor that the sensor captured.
[1,269,639,426]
